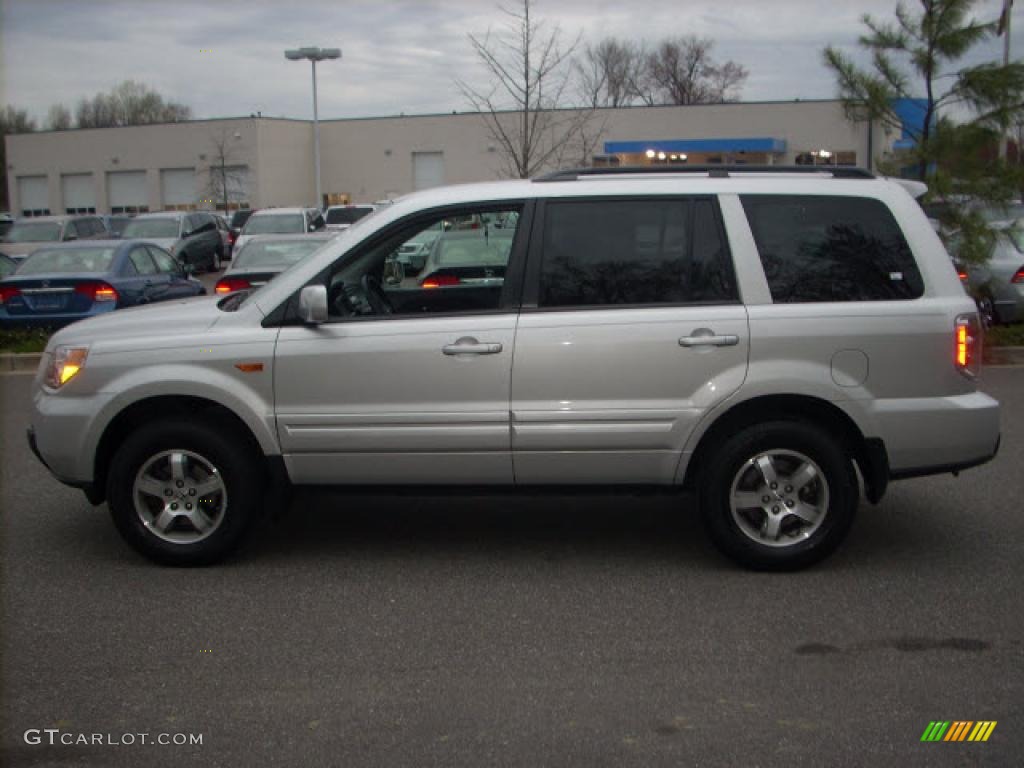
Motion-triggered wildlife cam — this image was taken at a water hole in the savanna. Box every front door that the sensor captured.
[273,202,530,485]
[511,196,749,484]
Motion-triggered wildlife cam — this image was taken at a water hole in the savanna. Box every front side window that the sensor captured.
[538,198,737,308]
[322,205,523,320]
[740,195,923,303]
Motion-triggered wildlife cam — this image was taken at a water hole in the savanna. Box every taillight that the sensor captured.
[1011,267,1024,284]
[954,313,981,378]
[228,230,238,245]
[215,277,251,294]
[74,282,118,303]
[957,270,968,283]
[0,285,20,304]
[420,275,460,289]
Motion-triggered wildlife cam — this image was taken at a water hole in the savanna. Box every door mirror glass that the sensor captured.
[299,285,328,324]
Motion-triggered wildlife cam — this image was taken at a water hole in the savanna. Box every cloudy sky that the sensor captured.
[1,0,1019,124]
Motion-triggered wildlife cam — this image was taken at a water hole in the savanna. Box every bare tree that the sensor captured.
[45,104,73,131]
[458,0,603,178]
[1,106,36,211]
[204,129,249,213]
[574,37,644,108]
[75,81,192,129]
[643,36,748,105]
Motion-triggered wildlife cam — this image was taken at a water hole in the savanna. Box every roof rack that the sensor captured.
[534,165,875,182]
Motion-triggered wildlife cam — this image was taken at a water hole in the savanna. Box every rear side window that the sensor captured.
[538,198,737,308]
[740,195,923,303]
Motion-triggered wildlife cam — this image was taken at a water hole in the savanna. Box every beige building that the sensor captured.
[4,99,898,216]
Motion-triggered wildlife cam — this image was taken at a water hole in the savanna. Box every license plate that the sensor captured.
[31,295,65,312]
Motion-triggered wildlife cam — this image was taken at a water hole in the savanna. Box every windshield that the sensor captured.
[326,207,373,225]
[4,221,62,242]
[234,239,328,268]
[107,217,132,236]
[243,214,304,235]
[121,218,180,239]
[17,247,116,274]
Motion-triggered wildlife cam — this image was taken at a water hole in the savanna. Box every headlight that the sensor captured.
[46,345,89,389]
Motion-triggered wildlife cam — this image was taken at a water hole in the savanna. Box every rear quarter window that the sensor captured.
[740,195,923,303]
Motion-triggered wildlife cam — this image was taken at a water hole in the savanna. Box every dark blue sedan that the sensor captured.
[0,240,206,328]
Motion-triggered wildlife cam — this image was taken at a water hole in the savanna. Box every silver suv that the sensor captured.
[27,167,1001,569]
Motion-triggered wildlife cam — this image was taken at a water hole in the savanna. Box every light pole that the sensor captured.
[285,46,341,209]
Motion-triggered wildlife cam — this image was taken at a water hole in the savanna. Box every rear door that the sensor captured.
[511,196,749,484]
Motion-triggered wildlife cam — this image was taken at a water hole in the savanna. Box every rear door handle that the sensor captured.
[442,337,503,356]
[679,333,739,348]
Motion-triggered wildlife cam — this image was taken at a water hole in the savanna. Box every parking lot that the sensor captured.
[1,366,1021,766]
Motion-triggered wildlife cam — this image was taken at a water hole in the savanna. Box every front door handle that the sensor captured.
[679,331,739,348]
[442,337,503,356]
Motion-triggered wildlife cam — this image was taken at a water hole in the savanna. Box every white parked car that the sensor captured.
[233,207,325,253]
[27,166,1000,569]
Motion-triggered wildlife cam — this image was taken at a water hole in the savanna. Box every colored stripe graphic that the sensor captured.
[921,721,997,742]
[945,721,972,741]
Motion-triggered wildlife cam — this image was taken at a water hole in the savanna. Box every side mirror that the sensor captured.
[298,285,328,324]
[182,263,196,276]
[383,258,405,285]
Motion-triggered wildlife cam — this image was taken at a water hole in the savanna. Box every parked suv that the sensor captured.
[120,212,224,272]
[27,167,1000,569]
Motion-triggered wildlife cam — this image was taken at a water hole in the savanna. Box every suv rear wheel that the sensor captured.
[700,421,858,570]
[106,419,264,565]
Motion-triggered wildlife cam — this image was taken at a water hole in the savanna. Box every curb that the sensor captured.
[0,352,42,373]
[3,347,1024,373]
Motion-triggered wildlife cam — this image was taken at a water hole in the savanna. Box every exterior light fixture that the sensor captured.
[285,46,342,209]
[645,149,656,159]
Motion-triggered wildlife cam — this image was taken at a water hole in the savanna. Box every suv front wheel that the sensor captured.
[106,419,264,566]
[700,421,858,570]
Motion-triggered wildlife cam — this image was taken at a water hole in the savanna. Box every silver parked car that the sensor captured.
[0,215,108,262]
[27,166,1000,570]
[949,220,1024,326]
[215,233,336,294]
[233,207,325,253]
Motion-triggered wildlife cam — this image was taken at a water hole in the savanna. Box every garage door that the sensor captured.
[17,176,50,216]
[62,174,95,214]
[413,152,444,191]
[161,168,196,210]
[107,171,148,214]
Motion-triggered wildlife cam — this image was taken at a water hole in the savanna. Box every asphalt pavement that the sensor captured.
[1,368,1022,767]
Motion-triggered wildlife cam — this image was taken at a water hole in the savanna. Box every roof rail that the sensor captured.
[534,165,876,182]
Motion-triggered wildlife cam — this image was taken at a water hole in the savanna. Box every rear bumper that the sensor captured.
[869,390,1001,476]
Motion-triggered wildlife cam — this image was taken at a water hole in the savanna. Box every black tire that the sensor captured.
[699,420,858,571]
[975,294,996,329]
[106,418,265,566]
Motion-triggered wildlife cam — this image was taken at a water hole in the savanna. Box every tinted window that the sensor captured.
[229,209,254,229]
[741,195,923,303]
[18,247,116,274]
[538,199,736,308]
[129,247,157,275]
[326,207,373,225]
